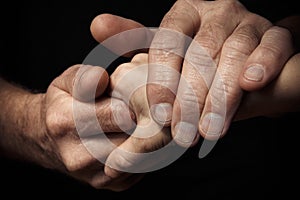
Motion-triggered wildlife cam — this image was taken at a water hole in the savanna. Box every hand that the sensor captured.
[36,64,141,191]
[89,1,297,144]
[146,0,295,143]
[235,53,300,120]
[96,52,300,177]
[103,53,173,178]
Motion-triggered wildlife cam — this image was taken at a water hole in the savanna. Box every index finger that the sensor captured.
[147,0,200,126]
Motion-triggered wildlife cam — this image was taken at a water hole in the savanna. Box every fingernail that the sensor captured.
[174,122,197,146]
[201,113,224,137]
[244,65,264,82]
[151,103,173,125]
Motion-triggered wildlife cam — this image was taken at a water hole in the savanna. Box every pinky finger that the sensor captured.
[240,26,294,91]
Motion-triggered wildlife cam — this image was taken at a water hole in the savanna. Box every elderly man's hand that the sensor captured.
[90,0,297,145]
[39,64,142,191]
[147,0,295,142]
[103,52,300,174]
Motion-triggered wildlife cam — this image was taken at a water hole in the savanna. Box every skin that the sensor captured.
[1,52,299,191]
[90,0,299,145]
[0,65,141,191]
[147,0,297,143]
[102,52,300,179]
[1,1,299,190]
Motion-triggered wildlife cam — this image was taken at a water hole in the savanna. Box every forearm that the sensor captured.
[0,78,50,167]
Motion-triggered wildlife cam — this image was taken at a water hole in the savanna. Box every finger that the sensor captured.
[63,133,132,190]
[90,14,150,57]
[235,53,300,121]
[74,97,135,136]
[199,14,271,140]
[53,64,109,102]
[240,26,294,91]
[130,53,148,64]
[90,14,144,43]
[104,85,175,178]
[147,0,200,126]
[171,61,208,147]
[73,65,109,101]
[104,125,172,179]
[171,3,246,147]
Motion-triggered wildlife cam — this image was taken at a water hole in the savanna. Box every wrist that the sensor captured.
[21,93,61,169]
[22,93,46,142]
[0,79,57,169]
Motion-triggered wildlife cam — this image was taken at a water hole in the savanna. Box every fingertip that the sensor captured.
[74,65,109,101]
[147,84,176,127]
[239,65,265,91]
[150,103,173,127]
[172,121,198,148]
[90,13,118,43]
[90,13,144,43]
[198,112,225,141]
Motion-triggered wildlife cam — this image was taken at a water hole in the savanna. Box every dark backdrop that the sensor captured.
[0,1,298,199]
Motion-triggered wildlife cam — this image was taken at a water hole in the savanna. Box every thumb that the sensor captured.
[90,14,145,43]
[52,64,109,102]
[90,14,152,57]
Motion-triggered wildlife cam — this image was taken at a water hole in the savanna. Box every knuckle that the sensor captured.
[246,13,272,30]
[160,8,183,29]
[179,85,205,113]
[62,147,95,173]
[148,64,179,92]
[149,48,172,64]
[152,66,179,84]
[89,175,112,189]
[110,100,133,131]
[186,39,219,68]
[221,0,245,14]
[224,27,260,56]
[150,29,186,55]
[147,84,175,104]
[236,24,261,44]
[45,106,74,138]
[110,63,138,89]
[131,53,148,63]
[264,26,293,49]
[268,26,292,39]
[192,33,221,61]
[113,63,136,78]
[64,160,82,173]
[63,155,83,173]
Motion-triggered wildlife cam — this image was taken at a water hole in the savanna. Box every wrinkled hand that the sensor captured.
[90,0,296,145]
[147,0,295,143]
[40,64,141,191]
[104,53,174,178]
[104,52,300,174]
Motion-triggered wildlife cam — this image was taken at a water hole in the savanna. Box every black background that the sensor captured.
[0,0,299,199]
